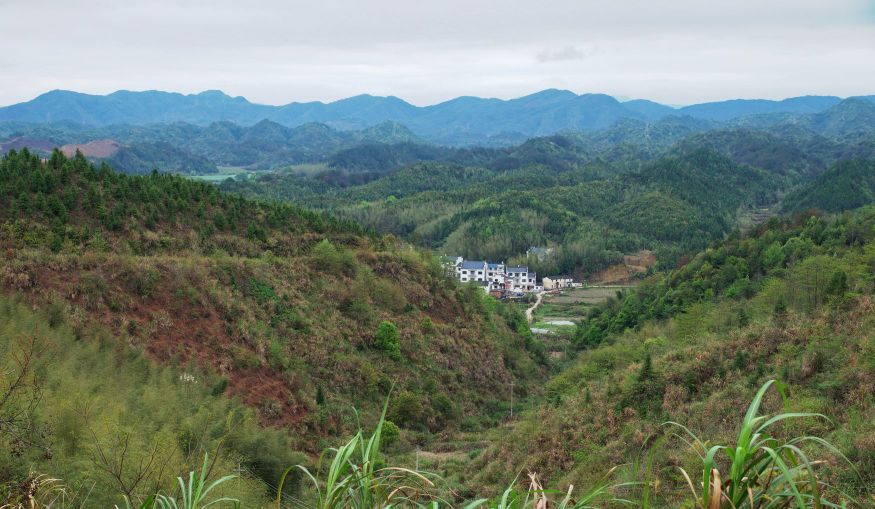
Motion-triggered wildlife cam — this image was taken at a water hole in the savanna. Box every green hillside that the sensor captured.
[0,148,546,505]
[339,149,778,275]
[465,206,875,505]
[782,159,875,213]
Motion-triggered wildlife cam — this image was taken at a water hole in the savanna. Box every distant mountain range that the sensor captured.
[2,89,875,175]
[2,89,874,145]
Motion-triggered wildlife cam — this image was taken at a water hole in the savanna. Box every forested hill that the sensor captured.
[213,95,875,281]
[466,206,875,504]
[0,148,364,250]
[0,119,424,174]
[225,147,782,278]
[782,159,875,213]
[0,148,547,506]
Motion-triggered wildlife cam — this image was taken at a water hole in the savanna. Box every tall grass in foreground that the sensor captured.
[118,455,240,509]
[461,470,639,509]
[666,380,856,509]
[4,381,856,508]
[277,398,440,508]
[283,380,857,508]
[280,397,635,509]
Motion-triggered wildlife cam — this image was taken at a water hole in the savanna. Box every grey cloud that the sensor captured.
[0,0,873,106]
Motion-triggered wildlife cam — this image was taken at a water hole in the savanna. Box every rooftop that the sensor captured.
[460,260,487,270]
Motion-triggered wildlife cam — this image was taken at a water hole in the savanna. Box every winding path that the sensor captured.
[525,291,544,324]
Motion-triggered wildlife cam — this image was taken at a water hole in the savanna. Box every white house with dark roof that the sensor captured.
[457,260,488,283]
[506,266,537,292]
[486,262,506,290]
[444,256,540,293]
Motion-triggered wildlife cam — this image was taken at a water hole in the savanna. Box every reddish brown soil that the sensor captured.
[61,139,124,158]
[592,250,657,284]
[16,264,307,428]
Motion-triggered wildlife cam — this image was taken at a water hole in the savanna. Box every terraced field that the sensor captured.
[530,285,634,336]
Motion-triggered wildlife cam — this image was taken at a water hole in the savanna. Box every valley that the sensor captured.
[5,0,875,505]
[1,89,874,508]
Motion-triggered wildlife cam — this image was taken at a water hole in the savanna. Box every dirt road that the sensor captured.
[525,291,544,323]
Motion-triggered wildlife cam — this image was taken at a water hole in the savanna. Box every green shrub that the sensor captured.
[249,277,278,304]
[342,297,372,323]
[122,266,160,298]
[268,339,290,370]
[210,377,228,396]
[273,305,311,332]
[460,416,481,432]
[431,393,457,423]
[310,239,357,276]
[374,320,401,360]
[420,316,435,333]
[381,420,400,446]
[370,278,407,312]
[389,391,423,428]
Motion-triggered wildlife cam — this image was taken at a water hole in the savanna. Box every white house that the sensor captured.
[543,276,575,290]
[506,266,537,292]
[457,260,488,283]
[486,262,506,290]
[446,256,539,293]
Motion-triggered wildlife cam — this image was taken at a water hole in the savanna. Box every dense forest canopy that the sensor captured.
[210,96,875,280]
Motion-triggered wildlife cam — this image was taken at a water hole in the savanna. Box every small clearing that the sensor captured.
[591,249,656,284]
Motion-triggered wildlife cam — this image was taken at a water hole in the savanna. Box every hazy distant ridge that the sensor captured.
[2,89,873,144]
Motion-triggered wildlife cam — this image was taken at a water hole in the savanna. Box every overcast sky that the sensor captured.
[1,0,874,107]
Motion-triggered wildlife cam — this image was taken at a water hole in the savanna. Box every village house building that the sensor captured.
[457,260,487,283]
[543,276,574,290]
[443,256,540,294]
[506,266,537,292]
[486,262,506,290]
